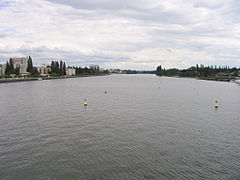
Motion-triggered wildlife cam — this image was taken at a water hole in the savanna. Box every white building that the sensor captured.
[37,64,51,76]
[0,64,5,76]
[89,64,100,71]
[109,69,122,73]
[66,68,76,76]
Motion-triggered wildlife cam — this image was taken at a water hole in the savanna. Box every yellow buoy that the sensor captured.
[84,99,88,106]
[214,101,218,109]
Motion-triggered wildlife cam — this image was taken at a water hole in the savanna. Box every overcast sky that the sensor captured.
[0,0,240,69]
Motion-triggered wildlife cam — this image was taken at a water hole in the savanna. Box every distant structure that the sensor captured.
[37,64,51,76]
[10,56,30,75]
[109,69,123,74]
[0,64,5,76]
[89,64,100,71]
[215,72,232,79]
[66,68,76,76]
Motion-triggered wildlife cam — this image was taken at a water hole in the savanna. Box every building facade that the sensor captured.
[215,72,232,79]
[37,64,51,76]
[0,64,5,76]
[89,64,100,71]
[66,68,76,76]
[10,56,30,75]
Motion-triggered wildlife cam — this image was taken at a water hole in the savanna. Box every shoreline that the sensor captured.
[0,74,110,84]
[155,75,239,83]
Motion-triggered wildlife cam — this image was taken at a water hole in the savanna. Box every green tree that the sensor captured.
[156,65,162,76]
[55,61,60,74]
[5,61,10,75]
[31,67,39,76]
[9,58,14,74]
[27,56,33,73]
[63,62,66,75]
[84,66,89,74]
[60,61,63,76]
[50,61,63,76]
[14,66,20,75]
[50,61,55,74]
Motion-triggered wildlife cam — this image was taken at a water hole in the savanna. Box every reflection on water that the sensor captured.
[0,74,240,179]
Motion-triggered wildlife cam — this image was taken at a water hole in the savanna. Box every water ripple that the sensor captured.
[0,75,240,179]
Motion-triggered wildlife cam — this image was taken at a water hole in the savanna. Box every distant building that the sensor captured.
[109,69,123,73]
[89,64,100,71]
[10,56,30,75]
[66,68,76,76]
[37,64,51,76]
[0,64,5,76]
[215,72,232,78]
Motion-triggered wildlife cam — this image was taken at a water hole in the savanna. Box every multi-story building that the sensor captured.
[66,68,76,76]
[0,64,5,76]
[37,64,51,76]
[10,56,30,75]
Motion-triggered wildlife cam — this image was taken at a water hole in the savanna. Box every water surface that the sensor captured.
[0,74,240,179]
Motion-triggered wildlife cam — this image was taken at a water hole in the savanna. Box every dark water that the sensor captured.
[0,74,240,180]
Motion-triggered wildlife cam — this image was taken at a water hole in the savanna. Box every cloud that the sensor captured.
[0,0,240,69]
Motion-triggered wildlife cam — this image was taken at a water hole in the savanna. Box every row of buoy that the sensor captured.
[84,92,219,109]
[83,91,108,106]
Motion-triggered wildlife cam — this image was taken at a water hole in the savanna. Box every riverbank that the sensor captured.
[198,77,232,82]
[0,78,40,83]
[234,79,240,85]
[0,74,110,84]
[156,74,238,83]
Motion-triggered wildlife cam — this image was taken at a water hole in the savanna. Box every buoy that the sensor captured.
[214,101,218,108]
[105,91,107,94]
[84,99,88,106]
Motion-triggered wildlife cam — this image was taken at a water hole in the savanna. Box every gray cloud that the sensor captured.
[44,0,145,10]
[43,0,193,24]
[0,33,6,38]
[0,0,240,69]
[0,45,129,66]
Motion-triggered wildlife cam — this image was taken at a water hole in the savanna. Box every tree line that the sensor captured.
[50,61,66,76]
[71,66,109,75]
[156,64,240,79]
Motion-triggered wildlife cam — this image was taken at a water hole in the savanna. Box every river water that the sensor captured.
[0,74,240,180]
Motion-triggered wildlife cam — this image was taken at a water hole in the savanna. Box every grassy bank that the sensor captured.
[198,77,232,82]
[156,75,235,82]
[0,73,110,84]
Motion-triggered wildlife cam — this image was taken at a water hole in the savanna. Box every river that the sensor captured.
[0,74,240,179]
